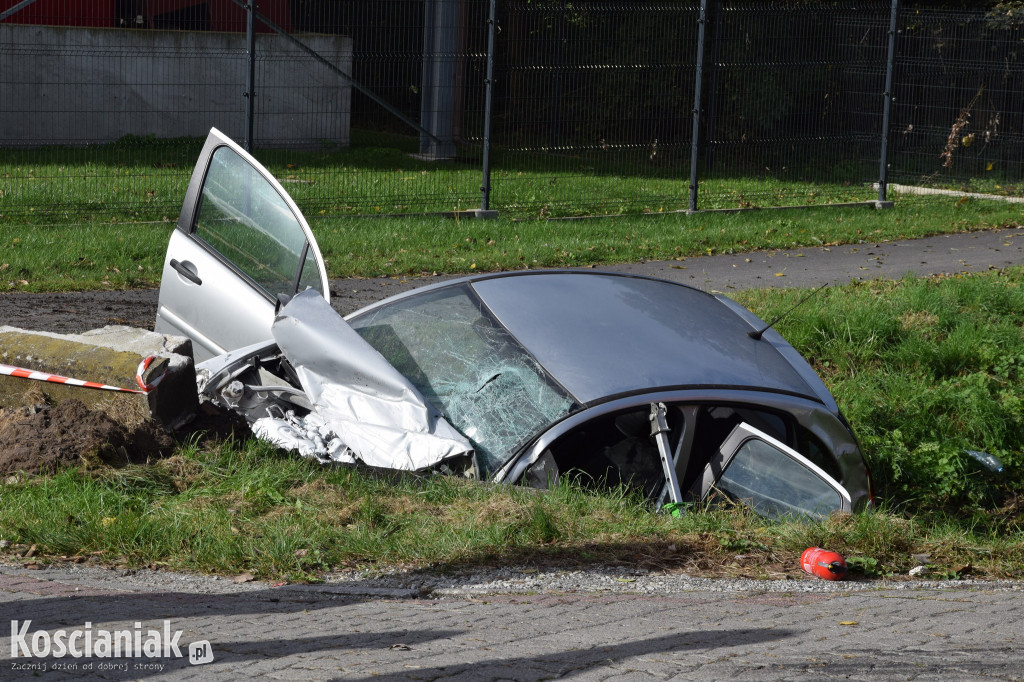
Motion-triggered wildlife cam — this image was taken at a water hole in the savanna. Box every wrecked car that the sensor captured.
[155,129,872,519]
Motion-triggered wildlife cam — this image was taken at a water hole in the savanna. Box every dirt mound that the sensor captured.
[0,399,174,476]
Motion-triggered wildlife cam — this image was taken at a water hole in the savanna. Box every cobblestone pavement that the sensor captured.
[2,567,1022,680]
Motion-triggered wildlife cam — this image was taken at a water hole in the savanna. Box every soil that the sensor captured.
[0,398,174,477]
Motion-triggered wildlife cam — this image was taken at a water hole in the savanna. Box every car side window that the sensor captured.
[193,146,318,298]
[713,431,847,520]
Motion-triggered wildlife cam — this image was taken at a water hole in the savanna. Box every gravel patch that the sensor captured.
[4,560,1022,600]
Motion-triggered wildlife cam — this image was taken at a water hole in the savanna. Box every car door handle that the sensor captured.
[170,259,203,286]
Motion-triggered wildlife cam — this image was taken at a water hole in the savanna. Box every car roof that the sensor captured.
[350,270,819,406]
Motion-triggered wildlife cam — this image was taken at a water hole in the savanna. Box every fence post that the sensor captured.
[688,0,709,214]
[244,0,256,152]
[877,0,899,204]
[480,0,497,213]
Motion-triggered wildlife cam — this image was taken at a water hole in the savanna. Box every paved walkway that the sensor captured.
[1,567,1022,680]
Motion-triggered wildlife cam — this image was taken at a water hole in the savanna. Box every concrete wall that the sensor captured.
[0,24,351,147]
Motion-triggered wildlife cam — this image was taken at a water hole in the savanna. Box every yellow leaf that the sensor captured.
[986,162,994,171]
[774,272,786,277]
[839,621,859,626]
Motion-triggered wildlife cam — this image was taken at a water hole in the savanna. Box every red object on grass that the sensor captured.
[801,547,848,581]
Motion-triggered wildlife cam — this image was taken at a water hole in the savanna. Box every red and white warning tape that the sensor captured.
[0,355,168,395]
[135,355,169,392]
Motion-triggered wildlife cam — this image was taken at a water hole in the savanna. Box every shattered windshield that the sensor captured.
[349,285,578,474]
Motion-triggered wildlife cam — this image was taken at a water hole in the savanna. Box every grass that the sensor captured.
[1,196,1022,292]
[738,269,1024,519]
[0,439,1020,582]
[1,268,1023,580]
[0,134,882,222]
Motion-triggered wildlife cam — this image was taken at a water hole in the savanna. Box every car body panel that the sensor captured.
[470,272,816,405]
[272,289,475,470]
[155,128,329,361]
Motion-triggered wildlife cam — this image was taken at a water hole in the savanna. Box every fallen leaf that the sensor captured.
[839,621,859,626]
[233,573,255,583]
[390,644,412,651]
[774,272,785,277]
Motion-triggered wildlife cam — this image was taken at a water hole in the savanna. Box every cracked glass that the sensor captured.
[349,285,578,475]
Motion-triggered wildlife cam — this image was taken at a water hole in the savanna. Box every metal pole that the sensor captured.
[703,0,721,173]
[878,0,899,203]
[688,0,709,214]
[244,0,256,152]
[227,0,443,146]
[550,0,565,151]
[480,0,497,211]
[0,0,39,22]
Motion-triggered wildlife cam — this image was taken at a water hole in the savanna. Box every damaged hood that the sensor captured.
[272,290,474,471]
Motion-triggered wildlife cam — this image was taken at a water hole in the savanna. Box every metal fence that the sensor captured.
[0,1,1021,222]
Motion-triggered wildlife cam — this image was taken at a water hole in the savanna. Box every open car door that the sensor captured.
[690,423,852,520]
[155,128,329,361]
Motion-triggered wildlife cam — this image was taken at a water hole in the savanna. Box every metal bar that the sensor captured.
[0,0,38,22]
[703,0,722,174]
[878,0,900,203]
[480,0,497,211]
[688,0,709,214]
[549,0,566,151]
[244,0,256,152]
[651,402,684,507]
[226,0,442,145]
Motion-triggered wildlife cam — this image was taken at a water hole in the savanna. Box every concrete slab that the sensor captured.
[0,325,198,430]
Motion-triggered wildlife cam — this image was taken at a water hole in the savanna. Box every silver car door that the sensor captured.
[690,422,852,520]
[155,128,329,361]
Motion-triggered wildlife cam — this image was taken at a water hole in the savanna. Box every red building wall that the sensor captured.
[0,0,291,32]
[1,0,114,27]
